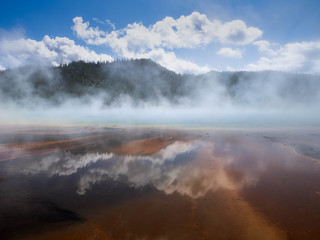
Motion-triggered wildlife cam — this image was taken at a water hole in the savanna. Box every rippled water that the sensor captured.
[0,125,319,239]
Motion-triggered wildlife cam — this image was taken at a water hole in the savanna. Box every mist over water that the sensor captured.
[1,59,319,127]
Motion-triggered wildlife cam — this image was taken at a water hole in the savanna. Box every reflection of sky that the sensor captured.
[15,137,273,198]
[7,132,319,200]
[1,130,320,240]
[23,140,223,197]
[75,141,238,197]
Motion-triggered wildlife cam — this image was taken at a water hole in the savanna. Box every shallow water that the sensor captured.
[0,125,319,239]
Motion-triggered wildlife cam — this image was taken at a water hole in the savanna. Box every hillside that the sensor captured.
[0,59,319,108]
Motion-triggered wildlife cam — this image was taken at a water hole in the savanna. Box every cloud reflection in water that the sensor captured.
[22,140,252,198]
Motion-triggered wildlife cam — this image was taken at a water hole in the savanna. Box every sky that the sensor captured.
[1,0,320,74]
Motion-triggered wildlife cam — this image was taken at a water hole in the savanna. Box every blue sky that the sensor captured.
[1,0,320,73]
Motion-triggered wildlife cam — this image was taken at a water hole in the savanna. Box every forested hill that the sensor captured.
[0,59,186,106]
[0,59,319,107]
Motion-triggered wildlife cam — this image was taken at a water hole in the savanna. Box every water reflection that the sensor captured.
[1,126,320,239]
[14,138,262,199]
[22,140,227,197]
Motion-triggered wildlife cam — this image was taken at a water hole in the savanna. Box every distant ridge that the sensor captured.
[0,59,319,107]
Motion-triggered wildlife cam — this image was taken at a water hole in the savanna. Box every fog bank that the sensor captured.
[1,59,319,127]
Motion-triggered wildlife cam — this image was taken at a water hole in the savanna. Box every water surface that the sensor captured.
[0,124,319,239]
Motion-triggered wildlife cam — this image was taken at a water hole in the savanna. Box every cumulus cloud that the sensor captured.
[217,47,242,58]
[0,35,113,69]
[4,12,320,74]
[72,12,262,73]
[136,48,211,74]
[248,40,320,72]
[0,12,263,73]
[253,40,279,56]
[72,12,262,50]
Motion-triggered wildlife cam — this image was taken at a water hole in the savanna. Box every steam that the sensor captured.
[0,60,319,127]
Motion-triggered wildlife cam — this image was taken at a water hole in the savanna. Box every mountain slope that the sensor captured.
[0,59,319,108]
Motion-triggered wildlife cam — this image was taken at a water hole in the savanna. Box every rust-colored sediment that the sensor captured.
[0,127,174,161]
[0,133,117,161]
[114,136,172,156]
[65,190,285,240]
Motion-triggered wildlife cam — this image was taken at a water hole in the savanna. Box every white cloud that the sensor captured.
[136,48,211,74]
[92,18,116,30]
[217,47,242,58]
[71,12,262,73]
[105,19,116,30]
[0,12,263,74]
[72,12,262,51]
[92,17,104,25]
[253,40,278,56]
[72,17,105,41]
[248,40,320,72]
[0,35,113,69]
